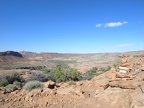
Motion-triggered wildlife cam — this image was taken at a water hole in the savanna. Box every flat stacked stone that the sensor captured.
[118,54,130,74]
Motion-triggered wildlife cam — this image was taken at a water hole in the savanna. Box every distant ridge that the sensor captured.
[0,51,22,57]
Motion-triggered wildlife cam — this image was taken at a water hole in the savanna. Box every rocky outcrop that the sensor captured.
[0,51,22,57]
[108,80,136,89]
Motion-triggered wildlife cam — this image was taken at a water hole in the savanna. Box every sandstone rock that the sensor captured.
[141,67,144,71]
[106,71,116,82]
[131,99,144,108]
[119,69,127,73]
[44,80,56,89]
[76,81,83,86]
[41,88,51,96]
[95,87,104,95]
[117,94,132,108]
[108,80,136,89]
[117,54,131,76]
[119,66,129,70]
[102,84,109,90]
[50,89,57,95]
[25,89,43,101]
[82,91,91,98]
[57,86,73,95]
[119,54,129,66]
[69,88,84,98]
[0,98,4,102]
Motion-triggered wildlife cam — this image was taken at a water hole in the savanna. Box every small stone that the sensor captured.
[0,98,4,102]
[45,102,49,106]
[18,98,21,101]
[5,99,9,102]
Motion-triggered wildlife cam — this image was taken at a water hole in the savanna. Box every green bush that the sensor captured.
[67,68,82,81]
[44,65,82,83]
[82,67,98,80]
[5,84,17,91]
[44,65,111,82]
[54,69,66,83]
[113,62,119,68]
[0,80,9,87]
[99,66,111,73]
[23,80,43,91]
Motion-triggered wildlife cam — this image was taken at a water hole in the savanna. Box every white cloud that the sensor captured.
[96,21,128,28]
[105,21,128,27]
[96,24,102,27]
[115,44,132,48]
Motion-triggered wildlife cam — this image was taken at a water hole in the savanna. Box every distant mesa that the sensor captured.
[20,51,37,54]
[0,51,23,57]
[19,51,37,57]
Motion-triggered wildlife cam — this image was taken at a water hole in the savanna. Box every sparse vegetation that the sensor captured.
[82,66,111,80]
[67,81,76,85]
[13,81,22,88]
[113,62,119,68]
[99,66,111,73]
[44,65,82,83]
[0,80,9,87]
[23,80,43,91]
[5,84,17,91]
[26,72,48,82]
[82,67,98,80]
[0,73,23,84]
[44,65,111,82]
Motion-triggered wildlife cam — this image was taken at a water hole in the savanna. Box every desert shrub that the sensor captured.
[44,69,51,74]
[67,81,76,85]
[99,66,111,73]
[66,68,82,81]
[113,62,119,68]
[82,67,98,80]
[0,73,23,84]
[5,84,17,91]
[13,81,22,88]
[0,80,9,87]
[23,80,43,91]
[26,72,49,82]
[0,74,8,82]
[44,65,82,83]
[82,67,111,80]
[7,73,22,83]
[53,69,66,82]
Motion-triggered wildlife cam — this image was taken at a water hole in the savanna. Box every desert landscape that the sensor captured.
[1,0,143,108]
[0,50,144,108]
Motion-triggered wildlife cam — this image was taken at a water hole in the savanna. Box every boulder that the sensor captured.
[44,80,56,89]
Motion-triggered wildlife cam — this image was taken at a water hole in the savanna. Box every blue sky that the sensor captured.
[0,0,144,53]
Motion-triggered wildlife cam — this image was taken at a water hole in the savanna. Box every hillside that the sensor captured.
[0,50,144,108]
